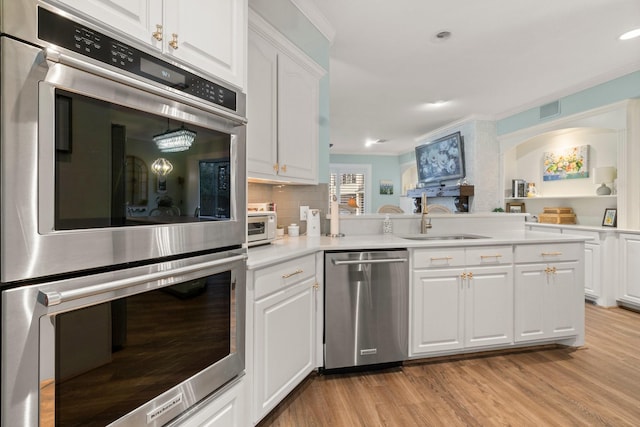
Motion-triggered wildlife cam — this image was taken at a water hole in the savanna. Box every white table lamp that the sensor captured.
[593,167,616,195]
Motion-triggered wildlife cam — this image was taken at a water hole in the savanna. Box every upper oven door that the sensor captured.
[0,36,247,282]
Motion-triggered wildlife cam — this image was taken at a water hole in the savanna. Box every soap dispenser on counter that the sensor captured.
[383,215,393,234]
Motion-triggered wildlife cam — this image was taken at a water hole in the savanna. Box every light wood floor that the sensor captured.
[258,304,640,426]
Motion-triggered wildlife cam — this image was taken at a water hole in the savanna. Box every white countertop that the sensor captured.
[247,230,591,270]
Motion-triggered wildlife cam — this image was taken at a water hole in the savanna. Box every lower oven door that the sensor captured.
[1,249,246,427]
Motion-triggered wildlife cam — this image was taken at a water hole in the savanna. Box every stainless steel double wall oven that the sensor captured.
[1,1,247,426]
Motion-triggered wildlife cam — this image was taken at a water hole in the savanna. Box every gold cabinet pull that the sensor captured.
[460,272,467,279]
[545,266,557,274]
[480,254,503,259]
[169,33,179,50]
[273,163,279,173]
[152,24,163,41]
[430,256,453,261]
[282,269,303,279]
[281,164,287,173]
[541,252,562,256]
[467,272,473,279]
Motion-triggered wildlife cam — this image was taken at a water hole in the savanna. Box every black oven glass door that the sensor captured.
[54,89,232,230]
[50,273,232,426]
[30,251,246,427]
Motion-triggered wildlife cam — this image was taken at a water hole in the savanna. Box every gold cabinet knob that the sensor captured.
[152,24,163,41]
[169,33,179,50]
[273,163,279,173]
[281,164,287,173]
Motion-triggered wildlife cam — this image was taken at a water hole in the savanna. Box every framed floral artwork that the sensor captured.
[543,145,589,181]
[602,208,617,227]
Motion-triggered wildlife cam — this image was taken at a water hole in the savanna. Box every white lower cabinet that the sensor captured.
[176,377,247,427]
[619,233,640,309]
[527,224,618,307]
[514,243,583,343]
[250,254,318,424]
[411,246,513,356]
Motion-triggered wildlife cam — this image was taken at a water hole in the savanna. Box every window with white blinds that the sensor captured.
[329,164,371,214]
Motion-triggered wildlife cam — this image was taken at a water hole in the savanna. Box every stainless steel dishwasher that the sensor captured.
[324,250,409,370]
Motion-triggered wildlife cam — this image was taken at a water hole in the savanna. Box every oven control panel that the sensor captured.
[37,7,237,112]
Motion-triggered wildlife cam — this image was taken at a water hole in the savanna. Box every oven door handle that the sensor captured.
[38,253,247,307]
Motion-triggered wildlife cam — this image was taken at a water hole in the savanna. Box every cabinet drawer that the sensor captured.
[514,243,582,263]
[254,254,316,299]
[413,248,466,269]
[465,246,513,265]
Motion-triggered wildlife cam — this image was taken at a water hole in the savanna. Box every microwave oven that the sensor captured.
[248,212,277,247]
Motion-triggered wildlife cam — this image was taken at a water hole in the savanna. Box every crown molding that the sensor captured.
[289,0,336,43]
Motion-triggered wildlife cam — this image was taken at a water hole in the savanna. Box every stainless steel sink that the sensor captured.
[399,234,489,241]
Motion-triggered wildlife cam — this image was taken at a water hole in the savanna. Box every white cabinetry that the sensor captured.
[618,233,640,311]
[247,12,325,184]
[249,254,318,424]
[528,224,617,306]
[176,378,247,427]
[410,246,513,356]
[56,0,246,88]
[514,243,584,344]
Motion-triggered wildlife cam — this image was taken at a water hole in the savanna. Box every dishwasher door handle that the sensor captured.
[331,258,408,266]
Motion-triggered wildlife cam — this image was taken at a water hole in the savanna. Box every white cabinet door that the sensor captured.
[247,32,278,177]
[253,277,315,421]
[514,261,579,342]
[56,0,162,47]
[620,234,640,305]
[276,53,318,182]
[514,264,547,341]
[247,21,322,184]
[164,0,246,87]
[547,262,579,337]
[583,242,600,300]
[411,268,465,355]
[464,266,513,348]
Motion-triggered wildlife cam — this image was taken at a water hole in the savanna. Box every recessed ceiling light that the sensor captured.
[432,30,452,43]
[619,28,640,40]
[365,138,387,147]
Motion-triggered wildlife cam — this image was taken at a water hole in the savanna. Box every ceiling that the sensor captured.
[309,0,640,155]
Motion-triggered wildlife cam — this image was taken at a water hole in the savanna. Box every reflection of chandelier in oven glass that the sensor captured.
[151,158,174,176]
[153,124,196,152]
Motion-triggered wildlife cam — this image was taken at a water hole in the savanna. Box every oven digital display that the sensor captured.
[140,57,186,87]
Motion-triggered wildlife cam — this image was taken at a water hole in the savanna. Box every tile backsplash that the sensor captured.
[248,183,329,235]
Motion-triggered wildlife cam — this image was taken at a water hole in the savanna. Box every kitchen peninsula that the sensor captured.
[244,213,589,425]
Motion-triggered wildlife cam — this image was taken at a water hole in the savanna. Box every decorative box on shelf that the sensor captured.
[539,207,577,224]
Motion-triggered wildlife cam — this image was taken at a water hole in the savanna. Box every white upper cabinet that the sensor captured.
[247,11,325,184]
[55,0,161,44]
[55,0,246,88]
[163,0,246,88]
